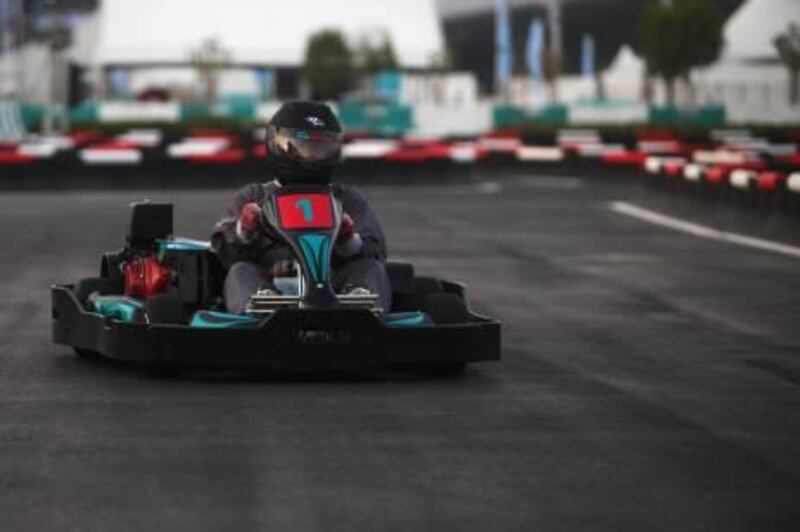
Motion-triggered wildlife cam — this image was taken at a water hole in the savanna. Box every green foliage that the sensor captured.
[639,0,724,101]
[303,30,355,100]
[189,37,233,103]
[427,49,453,71]
[356,32,399,74]
[542,48,561,83]
[774,23,800,69]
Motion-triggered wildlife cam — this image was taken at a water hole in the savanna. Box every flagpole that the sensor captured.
[547,0,562,62]
[495,0,515,100]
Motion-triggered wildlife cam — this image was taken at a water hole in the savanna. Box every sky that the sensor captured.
[94,0,445,67]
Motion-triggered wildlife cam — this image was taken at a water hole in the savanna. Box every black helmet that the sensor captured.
[266,101,343,185]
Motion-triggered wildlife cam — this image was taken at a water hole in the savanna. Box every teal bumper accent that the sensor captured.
[190,310,261,329]
[383,311,432,328]
[92,296,144,323]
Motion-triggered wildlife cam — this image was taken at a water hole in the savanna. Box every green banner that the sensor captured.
[648,105,726,126]
[493,104,569,128]
[338,100,413,136]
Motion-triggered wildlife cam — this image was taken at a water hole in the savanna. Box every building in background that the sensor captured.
[2,0,798,131]
[1,0,98,105]
[434,0,745,94]
[22,0,98,34]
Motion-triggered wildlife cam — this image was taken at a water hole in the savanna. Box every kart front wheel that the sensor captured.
[73,347,102,360]
[148,363,183,379]
[398,362,466,378]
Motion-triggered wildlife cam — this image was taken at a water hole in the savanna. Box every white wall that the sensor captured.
[400,73,479,107]
[412,101,493,136]
[98,102,180,122]
[570,103,648,124]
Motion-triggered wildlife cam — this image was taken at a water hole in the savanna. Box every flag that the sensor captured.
[526,19,545,96]
[581,33,595,80]
[495,0,513,91]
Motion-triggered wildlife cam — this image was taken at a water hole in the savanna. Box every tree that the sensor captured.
[427,48,453,72]
[303,30,354,100]
[639,0,724,105]
[542,47,562,103]
[774,24,800,106]
[356,30,399,75]
[189,37,232,103]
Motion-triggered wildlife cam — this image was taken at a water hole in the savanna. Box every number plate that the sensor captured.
[276,193,334,230]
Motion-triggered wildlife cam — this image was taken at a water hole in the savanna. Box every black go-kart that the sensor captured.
[51,184,501,375]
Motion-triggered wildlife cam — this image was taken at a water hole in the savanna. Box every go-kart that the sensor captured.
[51,184,501,374]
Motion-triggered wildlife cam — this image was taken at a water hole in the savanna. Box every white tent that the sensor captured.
[722,0,800,62]
[605,45,644,83]
[76,0,444,69]
[600,45,645,102]
[695,0,800,122]
[701,0,800,81]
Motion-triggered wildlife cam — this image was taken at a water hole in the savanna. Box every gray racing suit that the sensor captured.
[211,180,392,313]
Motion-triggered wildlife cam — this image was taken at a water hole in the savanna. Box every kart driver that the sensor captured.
[211,100,392,314]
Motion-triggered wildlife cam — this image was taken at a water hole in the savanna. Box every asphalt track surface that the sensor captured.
[2,174,800,531]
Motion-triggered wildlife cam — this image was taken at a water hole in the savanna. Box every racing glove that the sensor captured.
[336,212,363,257]
[236,202,263,243]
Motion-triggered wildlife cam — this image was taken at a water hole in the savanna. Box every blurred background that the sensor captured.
[0,0,798,175]
[3,4,800,530]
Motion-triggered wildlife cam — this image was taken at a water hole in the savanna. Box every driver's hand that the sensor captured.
[236,202,263,242]
[337,212,356,244]
[335,212,363,257]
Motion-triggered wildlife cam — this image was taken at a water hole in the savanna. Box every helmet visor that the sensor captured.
[271,127,343,161]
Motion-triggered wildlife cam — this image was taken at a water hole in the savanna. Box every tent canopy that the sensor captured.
[604,44,644,81]
[723,0,800,62]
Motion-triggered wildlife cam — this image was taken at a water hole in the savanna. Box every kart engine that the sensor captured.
[122,202,174,299]
[123,256,172,298]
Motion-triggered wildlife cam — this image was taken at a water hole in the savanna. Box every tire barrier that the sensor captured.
[2,127,799,210]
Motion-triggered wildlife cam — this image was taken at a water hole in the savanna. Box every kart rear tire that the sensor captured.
[75,277,119,305]
[423,292,470,325]
[428,363,466,377]
[399,362,466,378]
[145,293,187,325]
[148,364,183,379]
[414,276,444,309]
[73,347,102,360]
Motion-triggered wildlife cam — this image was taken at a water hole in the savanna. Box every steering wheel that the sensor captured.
[261,184,344,309]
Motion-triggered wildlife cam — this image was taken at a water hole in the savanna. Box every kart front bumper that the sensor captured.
[52,285,501,371]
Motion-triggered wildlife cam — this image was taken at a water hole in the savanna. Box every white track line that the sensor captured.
[609,201,800,260]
